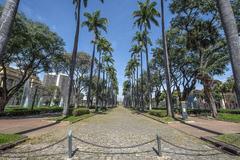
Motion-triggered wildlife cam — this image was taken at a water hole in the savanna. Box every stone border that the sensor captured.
[201,136,240,156]
[0,136,28,151]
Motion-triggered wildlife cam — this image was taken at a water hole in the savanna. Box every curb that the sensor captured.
[0,136,28,151]
[140,113,168,124]
[201,136,240,156]
[70,113,97,124]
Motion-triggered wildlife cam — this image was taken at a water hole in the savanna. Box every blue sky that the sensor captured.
[0,0,232,100]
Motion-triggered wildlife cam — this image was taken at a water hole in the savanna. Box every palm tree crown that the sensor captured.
[82,11,108,38]
[133,0,160,30]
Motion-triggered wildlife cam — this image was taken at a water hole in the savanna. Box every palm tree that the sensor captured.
[96,37,113,110]
[82,11,108,109]
[159,0,174,117]
[216,0,240,107]
[132,32,147,111]
[129,45,141,108]
[0,0,20,63]
[64,0,104,116]
[133,0,160,110]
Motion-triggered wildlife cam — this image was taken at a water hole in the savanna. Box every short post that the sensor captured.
[68,130,73,158]
[156,134,162,157]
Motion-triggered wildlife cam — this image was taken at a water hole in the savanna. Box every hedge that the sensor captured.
[1,106,63,117]
[148,109,167,117]
[186,109,240,115]
[72,108,90,116]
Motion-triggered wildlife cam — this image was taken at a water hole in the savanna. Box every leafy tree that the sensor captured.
[170,0,230,117]
[0,12,64,113]
[57,52,91,107]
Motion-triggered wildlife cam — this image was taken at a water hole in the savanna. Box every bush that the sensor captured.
[72,108,90,116]
[1,106,63,117]
[185,108,240,116]
[148,109,167,117]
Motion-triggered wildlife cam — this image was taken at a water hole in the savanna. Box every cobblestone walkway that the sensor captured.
[1,107,238,160]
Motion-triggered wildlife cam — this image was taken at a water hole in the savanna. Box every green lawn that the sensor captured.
[215,134,240,148]
[217,113,240,123]
[53,113,95,123]
[0,133,23,145]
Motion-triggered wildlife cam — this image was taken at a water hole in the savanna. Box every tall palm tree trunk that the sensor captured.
[136,61,139,109]
[96,51,102,111]
[160,0,174,117]
[102,68,105,107]
[140,51,144,111]
[143,28,152,110]
[87,39,97,108]
[216,0,240,107]
[64,0,81,116]
[0,0,20,63]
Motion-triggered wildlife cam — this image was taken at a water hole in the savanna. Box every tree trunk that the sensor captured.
[63,0,81,116]
[216,0,240,107]
[203,81,218,118]
[160,0,174,117]
[140,51,144,111]
[144,27,152,110]
[87,38,97,109]
[136,61,139,109]
[96,51,102,110]
[31,86,38,110]
[0,0,20,63]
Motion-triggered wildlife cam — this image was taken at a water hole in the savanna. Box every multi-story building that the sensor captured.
[0,67,42,107]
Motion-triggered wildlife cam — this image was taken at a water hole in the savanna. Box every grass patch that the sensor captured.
[215,134,240,148]
[159,116,175,123]
[217,113,240,123]
[53,113,95,123]
[0,133,23,145]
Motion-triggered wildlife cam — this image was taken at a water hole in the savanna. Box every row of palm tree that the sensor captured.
[0,0,239,115]
[125,0,173,115]
[124,0,240,118]
[65,0,105,116]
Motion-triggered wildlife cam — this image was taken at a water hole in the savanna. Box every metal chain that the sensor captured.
[160,138,216,152]
[0,137,67,155]
[75,149,153,155]
[73,136,155,149]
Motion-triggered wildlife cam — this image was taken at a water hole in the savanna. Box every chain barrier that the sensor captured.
[75,149,153,155]
[0,136,67,155]
[73,136,155,149]
[0,130,224,158]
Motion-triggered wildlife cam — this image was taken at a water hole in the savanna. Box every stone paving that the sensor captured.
[0,107,239,160]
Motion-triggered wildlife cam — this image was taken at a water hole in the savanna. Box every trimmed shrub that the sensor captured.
[1,106,63,117]
[72,108,90,116]
[185,109,240,115]
[148,109,167,117]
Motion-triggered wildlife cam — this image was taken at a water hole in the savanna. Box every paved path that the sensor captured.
[169,116,240,138]
[1,107,238,160]
[0,116,68,138]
